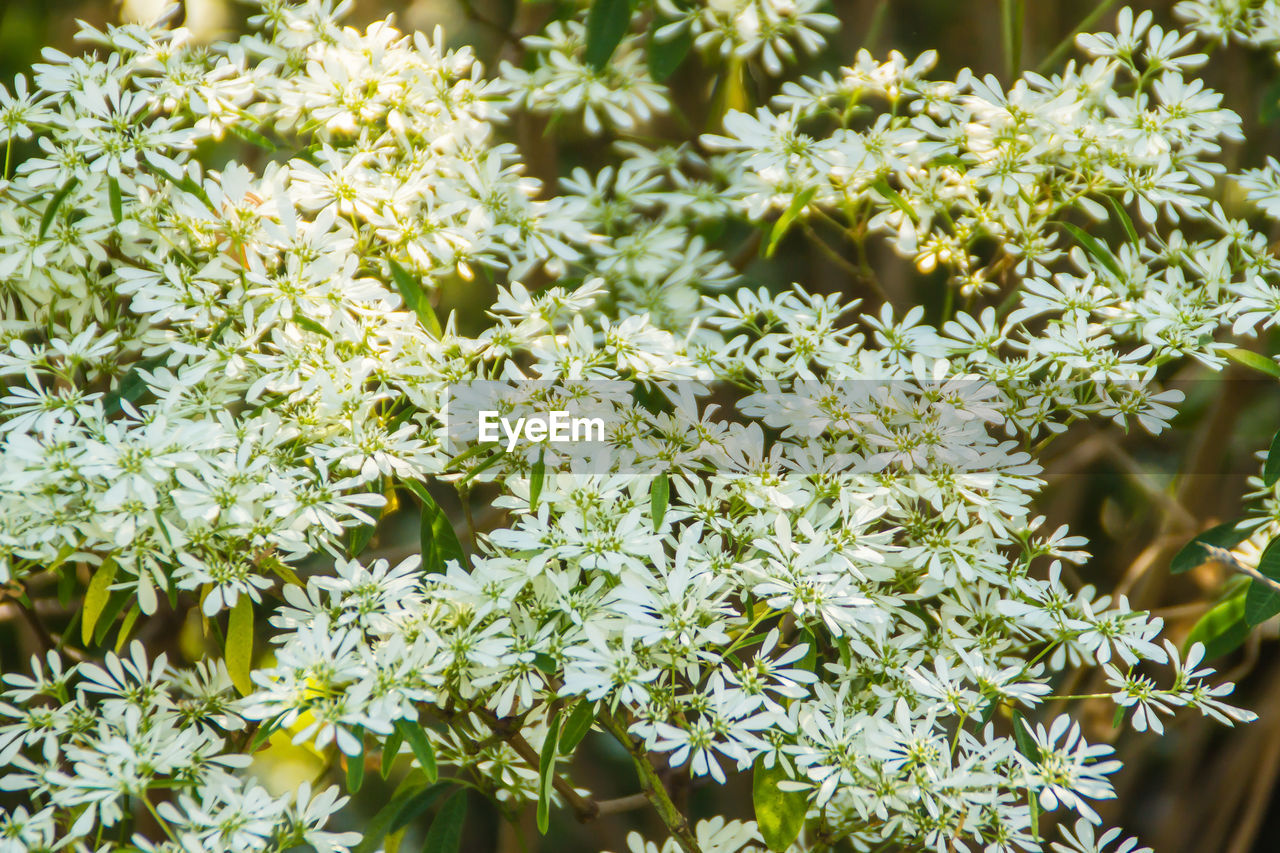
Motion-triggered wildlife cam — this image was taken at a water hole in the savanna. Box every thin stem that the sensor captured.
[1000,0,1025,79]
[1037,0,1119,74]
[861,0,890,52]
[599,710,702,853]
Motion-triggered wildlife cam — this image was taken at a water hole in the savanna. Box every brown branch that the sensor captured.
[476,708,600,822]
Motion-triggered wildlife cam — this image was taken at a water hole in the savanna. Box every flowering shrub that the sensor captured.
[2,0,1280,851]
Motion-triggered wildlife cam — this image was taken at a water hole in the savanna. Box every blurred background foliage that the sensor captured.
[5,0,1280,850]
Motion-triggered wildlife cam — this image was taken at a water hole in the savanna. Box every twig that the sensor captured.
[1202,545,1280,596]
[596,793,651,815]
[476,708,600,822]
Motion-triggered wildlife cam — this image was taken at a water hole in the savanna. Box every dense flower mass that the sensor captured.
[2,0,1280,851]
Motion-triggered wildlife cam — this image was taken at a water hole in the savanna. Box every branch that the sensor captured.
[598,709,702,853]
[1202,546,1280,597]
[475,708,600,822]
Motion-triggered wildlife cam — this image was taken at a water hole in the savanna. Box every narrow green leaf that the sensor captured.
[530,453,546,512]
[108,176,123,224]
[347,727,366,793]
[113,604,140,653]
[871,178,918,224]
[229,122,278,151]
[1011,711,1038,759]
[347,520,376,558]
[559,701,595,755]
[248,716,282,753]
[1262,76,1280,125]
[39,176,78,240]
[1171,521,1251,574]
[585,0,631,70]
[226,595,254,696]
[650,474,669,530]
[647,21,692,81]
[1058,221,1123,280]
[57,563,76,607]
[293,315,333,338]
[1186,587,1250,660]
[82,558,118,645]
[389,259,443,338]
[1266,429,1280,487]
[1105,195,1139,246]
[93,587,133,645]
[708,56,750,128]
[102,355,167,415]
[423,790,467,853]
[1226,348,1280,379]
[766,186,819,258]
[389,781,453,833]
[352,777,432,853]
[382,726,404,779]
[266,559,305,589]
[403,481,466,574]
[537,710,562,834]
[395,717,438,783]
[752,757,808,852]
[1010,711,1041,841]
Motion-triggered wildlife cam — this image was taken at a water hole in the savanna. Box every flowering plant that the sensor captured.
[2,0,1280,851]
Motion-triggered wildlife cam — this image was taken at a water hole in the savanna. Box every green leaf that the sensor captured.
[113,604,140,653]
[229,122,278,151]
[752,757,808,852]
[650,474,669,530]
[248,715,283,753]
[347,727,366,793]
[293,315,333,338]
[537,710,561,834]
[647,21,692,81]
[389,259,443,338]
[1186,587,1250,659]
[1262,76,1280,124]
[530,453,545,511]
[389,781,453,832]
[708,56,749,128]
[347,520,376,558]
[102,355,167,415]
[871,178,918,224]
[585,0,631,70]
[1010,711,1041,841]
[82,558,118,645]
[1245,537,1280,626]
[1226,347,1280,379]
[226,595,255,696]
[1266,429,1280,487]
[1171,521,1251,574]
[39,176,78,240]
[382,726,404,779]
[423,790,467,853]
[394,717,438,783]
[559,701,595,755]
[403,481,466,574]
[352,778,432,853]
[266,559,305,589]
[93,587,133,646]
[1105,195,1139,246]
[1058,221,1123,280]
[108,176,123,224]
[766,186,818,258]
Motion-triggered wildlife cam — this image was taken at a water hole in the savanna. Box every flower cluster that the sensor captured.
[0,1,1277,853]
